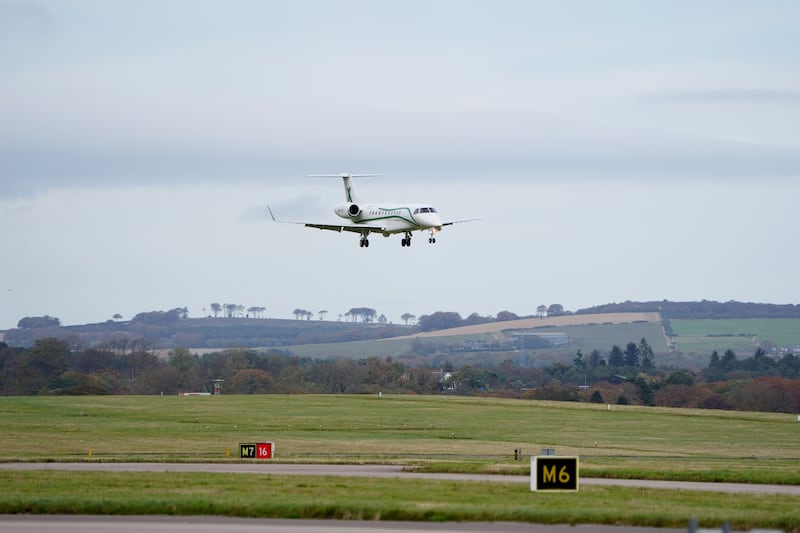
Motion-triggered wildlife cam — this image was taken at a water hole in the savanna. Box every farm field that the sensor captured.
[1,395,799,530]
[286,316,667,365]
[670,318,800,355]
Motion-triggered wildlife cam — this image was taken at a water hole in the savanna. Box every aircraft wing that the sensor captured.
[305,223,386,234]
[268,206,385,234]
[442,213,483,226]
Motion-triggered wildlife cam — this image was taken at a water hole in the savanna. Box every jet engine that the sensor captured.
[335,202,361,219]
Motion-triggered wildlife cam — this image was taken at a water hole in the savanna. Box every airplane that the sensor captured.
[268,173,480,248]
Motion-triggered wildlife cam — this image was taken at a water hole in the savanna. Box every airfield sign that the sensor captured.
[531,456,579,492]
[240,442,274,459]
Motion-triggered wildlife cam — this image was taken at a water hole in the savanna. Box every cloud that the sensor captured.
[0,1,52,37]
[647,88,800,104]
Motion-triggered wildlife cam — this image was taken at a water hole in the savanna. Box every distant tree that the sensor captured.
[417,311,462,332]
[210,303,222,318]
[168,347,196,373]
[224,303,238,318]
[623,342,640,367]
[725,377,800,413]
[227,369,275,394]
[378,314,388,324]
[112,314,123,321]
[573,349,586,370]
[608,345,625,367]
[631,375,655,406]
[776,353,800,379]
[17,315,61,329]
[588,349,605,368]
[401,313,416,325]
[347,307,377,323]
[131,309,183,326]
[547,304,565,316]
[665,369,695,386]
[654,383,710,408]
[590,390,604,403]
[536,305,547,319]
[721,349,738,371]
[496,310,519,322]
[23,337,70,393]
[318,310,328,321]
[742,346,776,375]
[639,338,655,371]
[293,308,305,320]
[463,312,490,325]
[455,366,491,392]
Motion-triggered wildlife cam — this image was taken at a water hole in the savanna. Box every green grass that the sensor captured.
[671,318,800,351]
[287,322,668,363]
[670,336,757,357]
[1,395,798,482]
[1,470,798,531]
[2,395,799,528]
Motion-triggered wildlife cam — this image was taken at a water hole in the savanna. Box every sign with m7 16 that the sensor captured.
[530,456,579,492]
[240,442,274,459]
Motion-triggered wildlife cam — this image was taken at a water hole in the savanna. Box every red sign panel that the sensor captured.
[256,442,274,459]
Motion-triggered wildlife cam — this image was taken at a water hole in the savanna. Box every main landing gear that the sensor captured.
[359,232,370,248]
[401,232,413,247]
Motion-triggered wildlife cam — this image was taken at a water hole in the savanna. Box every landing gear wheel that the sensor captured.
[360,236,370,248]
[401,233,413,247]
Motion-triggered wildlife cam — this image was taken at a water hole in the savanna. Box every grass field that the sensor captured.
[1,395,799,529]
[286,322,667,365]
[1,470,798,530]
[670,318,800,355]
[280,317,800,370]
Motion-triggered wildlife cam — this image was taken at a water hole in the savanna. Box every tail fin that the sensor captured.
[307,173,379,204]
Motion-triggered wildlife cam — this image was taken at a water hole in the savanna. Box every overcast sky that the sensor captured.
[2,0,800,330]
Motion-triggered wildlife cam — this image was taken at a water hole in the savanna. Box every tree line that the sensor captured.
[2,336,798,414]
[416,306,566,332]
[0,339,437,396]
[577,300,800,319]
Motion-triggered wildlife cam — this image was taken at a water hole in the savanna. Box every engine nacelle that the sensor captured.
[335,202,361,219]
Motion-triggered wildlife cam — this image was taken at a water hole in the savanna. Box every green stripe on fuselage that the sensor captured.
[357,206,417,227]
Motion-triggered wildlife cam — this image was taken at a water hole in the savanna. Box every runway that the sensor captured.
[2,462,799,495]
[0,515,687,533]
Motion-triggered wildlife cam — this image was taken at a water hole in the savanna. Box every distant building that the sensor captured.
[432,370,456,391]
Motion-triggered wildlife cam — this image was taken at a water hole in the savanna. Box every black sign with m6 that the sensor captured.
[531,456,579,492]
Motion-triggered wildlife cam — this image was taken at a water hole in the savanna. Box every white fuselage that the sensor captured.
[334,202,443,236]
